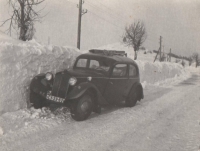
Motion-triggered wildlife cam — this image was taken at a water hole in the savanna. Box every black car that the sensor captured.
[30,49,144,121]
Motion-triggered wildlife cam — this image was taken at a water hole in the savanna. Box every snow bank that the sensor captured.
[0,127,3,135]
[0,107,71,136]
[136,60,188,84]
[0,33,80,115]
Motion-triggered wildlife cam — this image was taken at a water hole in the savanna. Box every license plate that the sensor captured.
[46,94,65,103]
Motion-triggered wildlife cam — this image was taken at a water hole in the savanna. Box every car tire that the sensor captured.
[30,91,46,109]
[125,88,138,107]
[70,91,93,121]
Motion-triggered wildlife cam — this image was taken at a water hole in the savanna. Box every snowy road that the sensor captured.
[0,73,200,151]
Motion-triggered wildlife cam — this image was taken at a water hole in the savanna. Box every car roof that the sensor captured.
[77,51,137,65]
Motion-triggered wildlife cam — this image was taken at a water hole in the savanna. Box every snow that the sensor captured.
[0,71,199,151]
[0,127,3,135]
[137,60,189,84]
[0,34,199,151]
[0,106,71,136]
[0,33,196,135]
[0,33,192,116]
[98,42,191,87]
[0,31,80,115]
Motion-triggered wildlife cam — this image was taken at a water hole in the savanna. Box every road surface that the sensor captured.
[0,73,200,151]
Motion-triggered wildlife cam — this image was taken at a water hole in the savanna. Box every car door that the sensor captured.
[103,64,129,104]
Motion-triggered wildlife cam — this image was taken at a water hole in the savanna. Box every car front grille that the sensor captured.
[52,72,70,98]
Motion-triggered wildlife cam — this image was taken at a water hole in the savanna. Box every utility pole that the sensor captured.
[77,0,87,50]
[169,48,171,62]
[153,36,162,63]
[48,36,50,45]
[162,45,165,61]
[159,36,162,61]
[153,47,160,63]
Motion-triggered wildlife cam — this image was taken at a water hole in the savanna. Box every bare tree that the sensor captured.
[1,0,45,41]
[123,21,146,60]
[181,60,185,67]
[188,57,193,66]
[192,53,200,68]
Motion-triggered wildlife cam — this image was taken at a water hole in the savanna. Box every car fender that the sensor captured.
[30,74,52,98]
[66,82,107,104]
[129,82,144,100]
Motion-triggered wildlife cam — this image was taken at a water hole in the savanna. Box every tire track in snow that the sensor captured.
[0,113,72,150]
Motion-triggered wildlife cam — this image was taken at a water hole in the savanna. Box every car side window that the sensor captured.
[89,60,100,69]
[76,59,87,68]
[112,64,127,77]
[129,64,137,77]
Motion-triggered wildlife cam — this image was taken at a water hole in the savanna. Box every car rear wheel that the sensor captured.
[70,92,93,121]
[30,91,47,109]
[125,88,138,107]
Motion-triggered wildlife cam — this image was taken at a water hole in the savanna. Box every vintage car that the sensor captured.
[30,49,144,121]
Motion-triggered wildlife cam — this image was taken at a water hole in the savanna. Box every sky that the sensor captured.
[0,0,200,56]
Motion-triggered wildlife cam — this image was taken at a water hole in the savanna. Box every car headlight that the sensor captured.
[45,72,53,81]
[69,77,77,86]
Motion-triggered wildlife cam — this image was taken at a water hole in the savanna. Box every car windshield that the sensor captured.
[75,58,110,72]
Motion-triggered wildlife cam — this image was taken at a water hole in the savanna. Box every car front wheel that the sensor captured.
[70,92,93,121]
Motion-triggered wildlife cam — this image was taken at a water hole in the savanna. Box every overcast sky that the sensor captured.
[0,0,200,56]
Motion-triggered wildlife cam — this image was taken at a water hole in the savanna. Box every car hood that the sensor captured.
[58,68,107,78]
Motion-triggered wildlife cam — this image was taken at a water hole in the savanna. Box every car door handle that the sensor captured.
[109,81,113,85]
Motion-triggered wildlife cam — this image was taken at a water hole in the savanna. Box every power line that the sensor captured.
[86,1,128,24]
[69,0,157,48]
[86,1,158,43]
[88,10,124,30]
[67,1,124,29]
[87,1,124,19]
[85,1,128,25]
[66,0,77,5]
